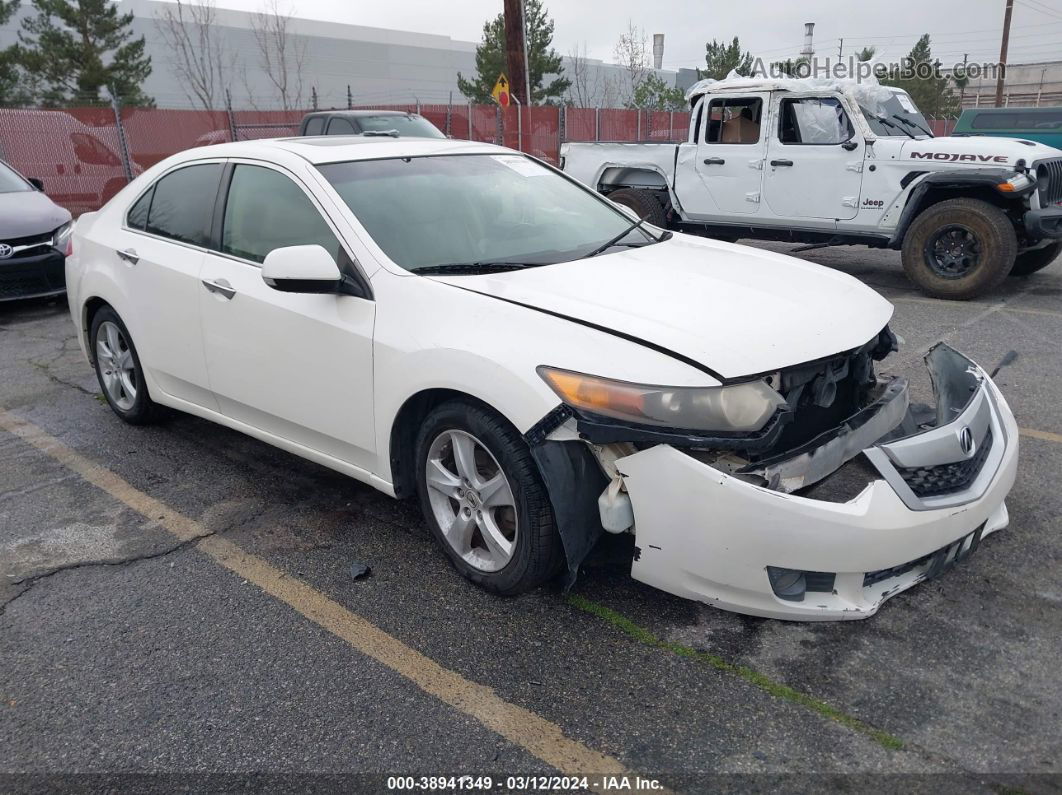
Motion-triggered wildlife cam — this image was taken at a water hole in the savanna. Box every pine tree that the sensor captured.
[18,0,153,106]
[701,37,754,81]
[631,73,686,111]
[882,35,959,118]
[0,0,24,104]
[457,0,570,105]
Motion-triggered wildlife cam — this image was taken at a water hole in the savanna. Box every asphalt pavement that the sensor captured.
[1,245,1060,792]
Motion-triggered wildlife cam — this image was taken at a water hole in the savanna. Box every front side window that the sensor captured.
[704,98,763,144]
[0,161,32,193]
[221,164,342,264]
[144,163,223,246]
[317,153,658,272]
[779,97,853,145]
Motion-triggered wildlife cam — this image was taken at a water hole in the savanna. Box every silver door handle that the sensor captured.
[202,278,236,299]
[116,248,139,265]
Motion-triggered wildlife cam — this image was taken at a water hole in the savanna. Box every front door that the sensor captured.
[198,162,377,471]
[674,93,769,218]
[763,95,865,221]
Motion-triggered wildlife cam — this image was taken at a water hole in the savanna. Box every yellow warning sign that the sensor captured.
[491,74,511,107]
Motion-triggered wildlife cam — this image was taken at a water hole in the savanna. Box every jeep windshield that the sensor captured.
[860,89,933,137]
[317,153,662,273]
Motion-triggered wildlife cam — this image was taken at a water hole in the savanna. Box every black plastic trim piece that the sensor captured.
[523,403,574,447]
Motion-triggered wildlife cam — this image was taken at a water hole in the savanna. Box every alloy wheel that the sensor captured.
[926,224,981,279]
[424,429,518,572]
[96,320,137,411]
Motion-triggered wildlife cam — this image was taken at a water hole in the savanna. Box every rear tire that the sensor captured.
[414,400,562,595]
[90,306,165,425]
[1010,241,1062,276]
[607,188,668,228]
[901,198,1017,300]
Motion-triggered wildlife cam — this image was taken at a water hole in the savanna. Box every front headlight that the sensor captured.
[52,221,73,255]
[537,366,787,433]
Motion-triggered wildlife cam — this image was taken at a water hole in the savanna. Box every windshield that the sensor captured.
[359,114,445,138]
[317,154,656,271]
[860,90,933,137]
[0,161,32,193]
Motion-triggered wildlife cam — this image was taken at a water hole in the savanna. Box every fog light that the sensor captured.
[767,566,806,602]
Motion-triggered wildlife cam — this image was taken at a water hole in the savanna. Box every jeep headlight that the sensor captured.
[537,366,786,433]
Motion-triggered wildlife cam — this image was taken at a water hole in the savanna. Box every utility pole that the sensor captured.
[960,53,968,109]
[995,0,1014,107]
[838,38,843,59]
[503,0,529,105]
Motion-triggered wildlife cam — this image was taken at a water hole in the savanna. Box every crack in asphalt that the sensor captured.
[0,529,216,617]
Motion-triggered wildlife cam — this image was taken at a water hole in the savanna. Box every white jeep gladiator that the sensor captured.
[560,76,1062,299]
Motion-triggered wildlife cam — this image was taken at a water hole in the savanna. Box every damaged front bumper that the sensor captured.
[609,345,1018,621]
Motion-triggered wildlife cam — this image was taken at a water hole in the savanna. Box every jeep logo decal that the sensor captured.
[910,152,1008,163]
[862,198,884,208]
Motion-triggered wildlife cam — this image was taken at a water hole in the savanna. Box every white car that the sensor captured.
[66,136,1018,621]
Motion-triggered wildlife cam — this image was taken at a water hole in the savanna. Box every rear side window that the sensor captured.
[303,116,325,135]
[145,163,223,246]
[126,187,152,230]
[220,164,342,263]
[328,118,358,135]
[971,111,1062,130]
[779,97,853,144]
[704,98,763,144]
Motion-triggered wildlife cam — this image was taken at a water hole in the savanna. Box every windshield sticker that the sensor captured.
[895,93,917,113]
[492,155,549,176]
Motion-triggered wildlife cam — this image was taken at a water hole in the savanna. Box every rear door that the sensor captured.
[113,161,224,409]
[763,95,864,221]
[674,93,769,218]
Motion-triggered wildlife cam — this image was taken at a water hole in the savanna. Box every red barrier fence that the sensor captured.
[0,102,955,217]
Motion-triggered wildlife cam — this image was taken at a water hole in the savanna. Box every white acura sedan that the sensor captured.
[66,136,1018,620]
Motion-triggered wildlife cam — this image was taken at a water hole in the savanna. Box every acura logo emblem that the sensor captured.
[0,243,12,259]
[959,426,975,457]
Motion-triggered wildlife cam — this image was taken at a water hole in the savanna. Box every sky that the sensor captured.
[203,0,1062,69]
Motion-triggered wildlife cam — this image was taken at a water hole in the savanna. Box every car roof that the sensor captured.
[184,136,504,165]
[304,109,424,118]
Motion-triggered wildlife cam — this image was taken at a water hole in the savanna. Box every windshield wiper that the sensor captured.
[892,114,934,138]
[875,114,915,139]
[362,129,400,138]
[582,218,667,259]
[412,261,547,275]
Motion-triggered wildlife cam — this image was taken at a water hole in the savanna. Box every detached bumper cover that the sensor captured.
[617,346,1018,620]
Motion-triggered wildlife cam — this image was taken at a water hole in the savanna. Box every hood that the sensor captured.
[898,135,1062,166]
[430,236,893,380]
[0,190,70,239]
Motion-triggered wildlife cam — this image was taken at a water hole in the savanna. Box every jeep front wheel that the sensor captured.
[901,198,1017,300]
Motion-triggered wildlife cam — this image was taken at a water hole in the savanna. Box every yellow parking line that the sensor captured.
[1020,427,1062,444]
[0,409,635,789]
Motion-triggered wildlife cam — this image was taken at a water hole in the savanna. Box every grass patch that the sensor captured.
[566,593,904,752]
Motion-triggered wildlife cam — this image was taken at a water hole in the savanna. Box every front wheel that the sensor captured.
[1010,241,1062,276]
[901,198,1017,300]
[414,400,562,595]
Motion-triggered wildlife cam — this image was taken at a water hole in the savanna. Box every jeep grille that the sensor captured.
[1037,157,1062,207]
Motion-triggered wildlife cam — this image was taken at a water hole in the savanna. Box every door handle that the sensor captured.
[116,248,139,265]
[770,159,794,167]
[703,157,726,165]
[202,278,236,300]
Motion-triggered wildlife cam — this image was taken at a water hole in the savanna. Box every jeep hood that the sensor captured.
[430,235,893,380]
[899,135,1062,165]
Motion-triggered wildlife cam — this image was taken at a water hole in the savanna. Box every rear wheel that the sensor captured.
[1010,241,1062,276]
[90,306,164,425]
[414,400,562,595]
[901,198,1017,300]
[607,188,668,228]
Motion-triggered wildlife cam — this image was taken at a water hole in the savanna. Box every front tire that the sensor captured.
[1010,241,1062,276]
[90,306,164,425]
[414,400,562,595]
[901,198,1017,300]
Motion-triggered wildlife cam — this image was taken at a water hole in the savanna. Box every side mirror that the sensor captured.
[261,245,364,297]
[841,140,859,151]
[28,177,44,190]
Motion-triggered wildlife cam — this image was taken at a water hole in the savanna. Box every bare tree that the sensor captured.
[613,21,650,107]
[154,0,233,111]
[565,43,600,107]
[249,0,307,111]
